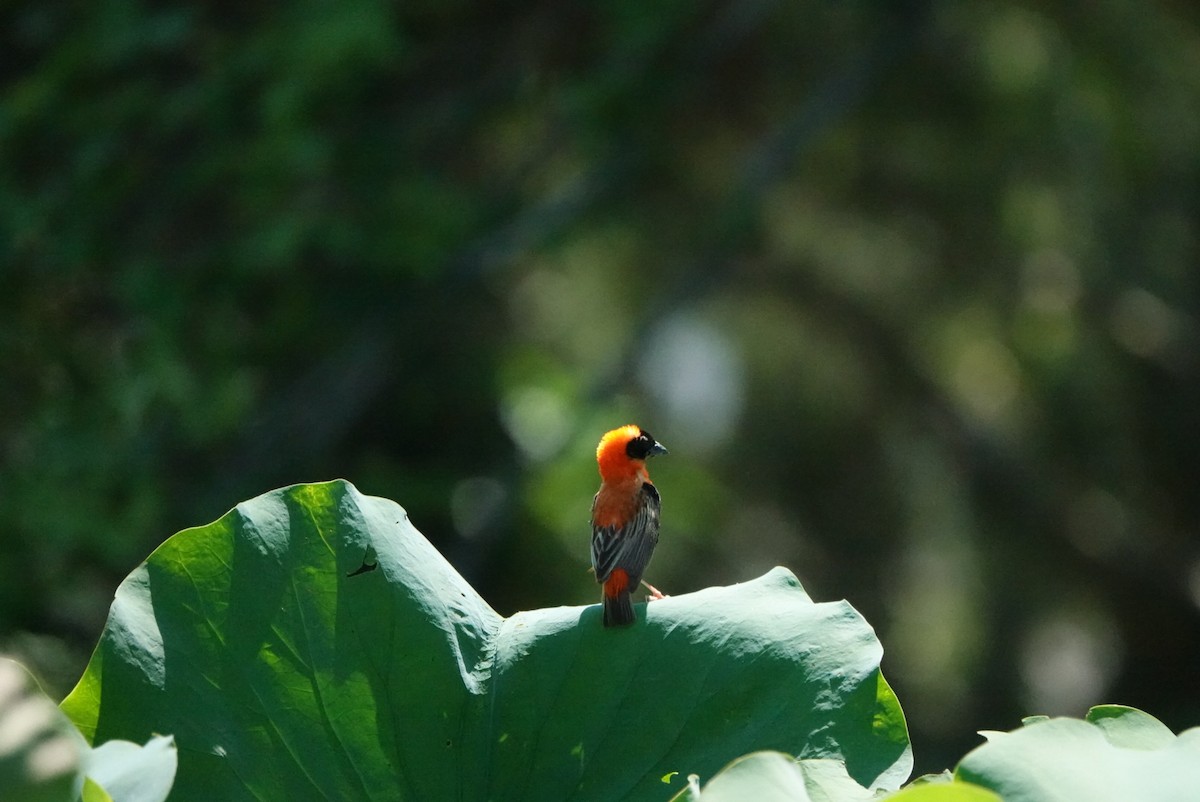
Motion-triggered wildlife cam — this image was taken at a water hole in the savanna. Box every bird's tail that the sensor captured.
[602,590,635,627]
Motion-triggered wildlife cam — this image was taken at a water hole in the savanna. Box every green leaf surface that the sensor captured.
[883,780,1002,801]
[956,706,1200,801]
[0,658,82,802]
[61,480,910,801]
[1084,705,1175,750]
[80,776,114,802]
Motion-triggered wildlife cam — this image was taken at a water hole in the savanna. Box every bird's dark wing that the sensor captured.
[591,482,661,588]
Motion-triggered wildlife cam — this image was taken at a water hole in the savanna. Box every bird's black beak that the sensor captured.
[650,441,668,457]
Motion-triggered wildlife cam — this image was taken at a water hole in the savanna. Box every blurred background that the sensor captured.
[3,0,1199,778]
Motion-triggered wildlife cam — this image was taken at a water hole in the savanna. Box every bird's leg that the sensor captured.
[641,579,667,601]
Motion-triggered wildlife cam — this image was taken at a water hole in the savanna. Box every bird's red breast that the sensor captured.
[592,478,643,529]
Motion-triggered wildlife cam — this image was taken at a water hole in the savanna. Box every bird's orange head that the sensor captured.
[596,424,668,482]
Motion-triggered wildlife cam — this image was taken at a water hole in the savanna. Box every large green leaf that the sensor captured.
[955,705,1200,801]
[61,480,910,801]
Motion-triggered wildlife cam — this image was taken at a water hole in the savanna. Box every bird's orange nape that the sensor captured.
[595,424,648,482]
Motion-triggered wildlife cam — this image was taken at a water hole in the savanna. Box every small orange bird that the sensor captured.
[591,424,668,627]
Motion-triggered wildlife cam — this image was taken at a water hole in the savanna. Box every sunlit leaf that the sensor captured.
[883,779,1001,801]
[61,480,910,800]
[956,706,1200,801]
[84,735,176,802]
[675,752,874,802]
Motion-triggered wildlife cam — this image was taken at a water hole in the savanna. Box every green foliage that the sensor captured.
[60,480,909,801]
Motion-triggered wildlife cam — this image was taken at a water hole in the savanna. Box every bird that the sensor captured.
[590,424,668,627]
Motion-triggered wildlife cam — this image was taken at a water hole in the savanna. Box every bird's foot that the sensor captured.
[641,580,668,601]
